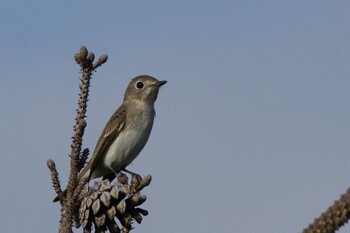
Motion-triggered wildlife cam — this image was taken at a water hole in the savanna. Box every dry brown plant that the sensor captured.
[47,46,150,233]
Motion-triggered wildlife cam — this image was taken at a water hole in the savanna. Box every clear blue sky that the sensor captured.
[1,1,350,232]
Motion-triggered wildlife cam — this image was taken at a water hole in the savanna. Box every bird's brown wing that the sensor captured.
[79,104,127,181]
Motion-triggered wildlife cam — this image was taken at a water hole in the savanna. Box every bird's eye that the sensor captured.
[136,81,144,89]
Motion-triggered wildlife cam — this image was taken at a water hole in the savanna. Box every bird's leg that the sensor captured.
[106,165,121,179]
[122,168,142,182]
[102,173,116,182]
[105,165,129,184]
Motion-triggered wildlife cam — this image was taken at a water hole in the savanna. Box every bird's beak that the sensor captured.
[153,80,167,88]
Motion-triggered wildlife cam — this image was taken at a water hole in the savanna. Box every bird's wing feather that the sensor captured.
[84,104,127,181]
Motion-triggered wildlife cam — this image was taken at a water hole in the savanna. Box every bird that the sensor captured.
[53,75,166,202]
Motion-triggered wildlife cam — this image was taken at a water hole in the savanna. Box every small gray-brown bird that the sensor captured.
[54,75,166,202]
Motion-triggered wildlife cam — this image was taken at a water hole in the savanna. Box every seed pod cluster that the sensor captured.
[77,173,151,233]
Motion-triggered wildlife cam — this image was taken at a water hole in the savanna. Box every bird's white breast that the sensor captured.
[103,104,155,171]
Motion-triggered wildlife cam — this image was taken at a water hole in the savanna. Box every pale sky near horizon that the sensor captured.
[1,1,350,233]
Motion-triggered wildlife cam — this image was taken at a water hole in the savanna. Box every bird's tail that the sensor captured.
[52,167,91,202]
[53,189,67,202]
